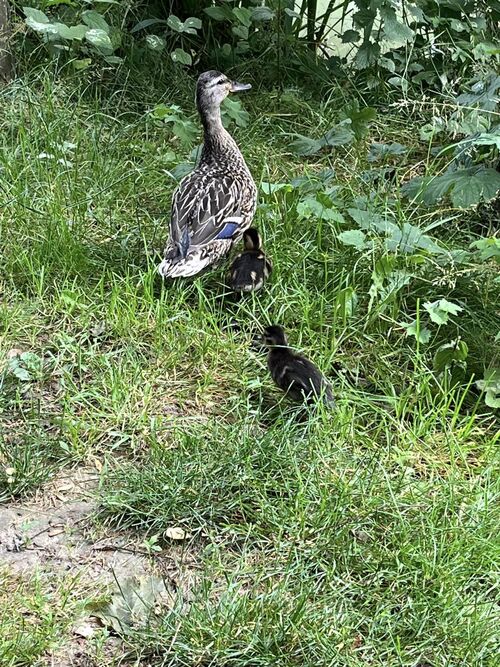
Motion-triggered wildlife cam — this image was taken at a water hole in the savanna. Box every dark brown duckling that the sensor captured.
[229,228,272,293]
[262,325,335,407]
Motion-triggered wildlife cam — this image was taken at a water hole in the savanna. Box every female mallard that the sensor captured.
[158,71,257,278]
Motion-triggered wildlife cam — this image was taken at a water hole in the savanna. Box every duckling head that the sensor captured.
[196,71,251,118]
[243,227,262,251]
[262,325,288,348]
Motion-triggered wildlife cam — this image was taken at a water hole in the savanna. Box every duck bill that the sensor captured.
[229,80,252,93]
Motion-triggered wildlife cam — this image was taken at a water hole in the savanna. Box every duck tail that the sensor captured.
[158,240,232,278]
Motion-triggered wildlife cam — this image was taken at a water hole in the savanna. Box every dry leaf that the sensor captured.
[73,622,95,639]
[6,348,23,359]
[165,526,189,540]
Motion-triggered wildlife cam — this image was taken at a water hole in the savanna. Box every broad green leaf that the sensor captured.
[24,6,53,32]
[381,7,415,45]
[289,134,323,156]
[433,340,469,372]
[476,369,500,408]
[204,6,232,21]
[342,29,360,43]
[260,182,292,195]
[167,15,184,32]
[423,299,463,325]
[401,168,500,209]
[297,196,345,223]
[170,48,192,66]
[341,103,376,140]
[23,6,50,24]
[402,320,431,344]
[385,222,444,255]
[55,23,88,41]
[232,24,249,40]
[335,287,358,319]
[145,35,165,52]
[221,97,249,128]
[82,10,109,33]
[368,142,407,162]
[184,17,202,33]
[85,28,113,55]
[232,7,252,27]
[321,122,355,147]
[73,58,91,70]
[354,41,380,69]
[338,229,367,250]
[470,237,500,263]
[251,7,275,21]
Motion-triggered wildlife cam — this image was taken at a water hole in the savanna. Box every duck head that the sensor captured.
[196,70,251,118]
[262,325,288,348]
[243,227,262,251]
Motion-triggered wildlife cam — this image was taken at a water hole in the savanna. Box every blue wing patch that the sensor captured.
[215,222,240,240]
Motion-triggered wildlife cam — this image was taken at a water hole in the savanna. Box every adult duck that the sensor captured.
[158,71,257,278]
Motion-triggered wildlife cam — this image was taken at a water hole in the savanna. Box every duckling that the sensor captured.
[262,325,335,407]
[229,227,272,292]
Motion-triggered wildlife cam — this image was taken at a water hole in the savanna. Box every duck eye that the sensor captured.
[216,78,227,85]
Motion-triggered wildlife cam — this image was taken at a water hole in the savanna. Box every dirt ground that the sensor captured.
[0,467,199,666]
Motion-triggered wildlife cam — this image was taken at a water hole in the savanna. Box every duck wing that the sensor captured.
[168,171,246,258]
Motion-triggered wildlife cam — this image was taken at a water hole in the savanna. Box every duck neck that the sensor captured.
[199,104,237,157]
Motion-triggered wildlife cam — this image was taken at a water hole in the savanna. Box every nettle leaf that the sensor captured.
[341,103,376,140]
[296,196,345,223]
[423,299,463,325]
[322,122,355,147]
[381,6,415,45]
[475,369,500,409]
[402,168,500,209]
[289,134,323,156]
[470,237,500,263]
[368,142,407,162]
[347,207,391,232]
[86,28,114,55]
[171,48,192,66]
[385,222,444,255]
[82,10,109,33]
[342,29,360,43]
[456,75,500,111]
[354,41,380,69]
[433,340,469,372]
[222,97,249,128]
[402,320,431,344]
[338,229,368,250]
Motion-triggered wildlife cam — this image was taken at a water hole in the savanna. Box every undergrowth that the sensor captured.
[0,63,498,666]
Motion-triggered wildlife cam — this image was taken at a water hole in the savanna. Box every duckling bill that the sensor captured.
[262,325,335,407]
[229,227,272,292]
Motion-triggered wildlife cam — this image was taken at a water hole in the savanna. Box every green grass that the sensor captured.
[0,65,499,665]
